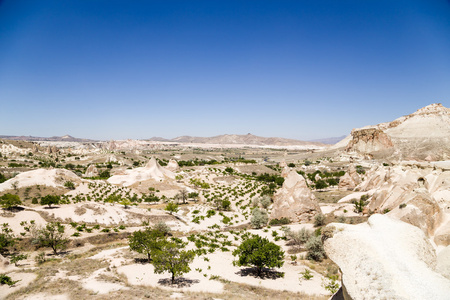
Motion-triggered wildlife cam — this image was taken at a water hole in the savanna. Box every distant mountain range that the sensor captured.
[308,135,347,145]
[0,135,97,142]
[147,133,326,147]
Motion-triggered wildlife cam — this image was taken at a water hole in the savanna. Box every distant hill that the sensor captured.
[309,135,346,145]
[148,133,326,147]
[0,135,97,142]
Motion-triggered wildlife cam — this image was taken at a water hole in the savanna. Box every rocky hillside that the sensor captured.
[335,103,450,160]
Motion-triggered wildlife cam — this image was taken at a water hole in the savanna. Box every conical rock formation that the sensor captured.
[270,170,321,222]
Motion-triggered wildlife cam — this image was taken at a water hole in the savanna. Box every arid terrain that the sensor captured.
[0,104,449,300]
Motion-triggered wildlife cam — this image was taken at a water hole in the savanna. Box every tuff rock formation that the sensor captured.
[338,164,361,190]
[270,170,322,222]
[355,164,450,246]
[324,214,450,300]
[345,128,394,154]
[166,159,180,172]
[84,164,99,177]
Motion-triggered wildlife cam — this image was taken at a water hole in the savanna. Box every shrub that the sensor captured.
[269,217,291,226]
[64,181,75,190]
[314,213,326,227]
[259,195,272,209]
[0,274,19,286]
[301,268,313,280]
[251,208,268,229]
[0,223,15,254]
[399,203,407,209]
[165,202,179,215]
[233,234,284,277]
[306,235,325,261]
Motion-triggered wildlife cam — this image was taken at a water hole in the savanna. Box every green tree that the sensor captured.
[152,240,195,284]
[99,170,111,179]
[165,202,179,215]
[0,194,22,210]
[0,223,15,255]
[35,222,69,254]
[129,227,167,261]
[40,195,60,208]
[233,234,284,277]
[315,180,328,190]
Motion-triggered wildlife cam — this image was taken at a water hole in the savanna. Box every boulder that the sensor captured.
[270,170,321,222]
[324,214,450,300]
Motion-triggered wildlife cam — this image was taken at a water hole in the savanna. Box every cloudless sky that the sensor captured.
[1,0,449,140]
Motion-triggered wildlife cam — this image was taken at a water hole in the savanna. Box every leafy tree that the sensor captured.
[233,234,284,277]
[251,208,268,229]
[0,194,22,210]
[152,240,195,284]
[165,202,179,215]
[129,227,167,261]
[175,190,188,204]
[35,222,69,254]
[120,199,132,209]
[287,163,296,168]
[0,223,15,255]
[315,180,328,190]
[40,195,60,208]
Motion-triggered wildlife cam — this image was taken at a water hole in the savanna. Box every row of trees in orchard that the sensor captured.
[128,223,285,283]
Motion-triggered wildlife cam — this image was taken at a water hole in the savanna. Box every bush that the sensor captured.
[0,274,19,286]
[0,223,15,254]
[306,235,325,261]
[269,217,291,226]
[301,268,313,280]
[259,195,272,209]
[251,208,268,229]
[165,202,179,215]
[314,213,326,227]
[399,203,407,209]
[64,181,75,190]
[233,234,284,277]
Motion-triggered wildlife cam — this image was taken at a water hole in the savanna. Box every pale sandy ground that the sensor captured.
[0,272,37,300]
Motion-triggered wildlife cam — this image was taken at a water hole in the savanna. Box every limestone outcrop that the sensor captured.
[270,170,321,222]
[324,214,450,300]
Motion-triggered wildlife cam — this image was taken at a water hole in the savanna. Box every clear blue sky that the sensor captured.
[1,0,449,140]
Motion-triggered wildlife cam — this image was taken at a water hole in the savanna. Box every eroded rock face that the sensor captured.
[166,159,180,172]
[338,164,361,190]
[324,214,450,300]
[270,170,321,222]
[357,165,450,246]
[345,128,394,154]
[84,164,99,177]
